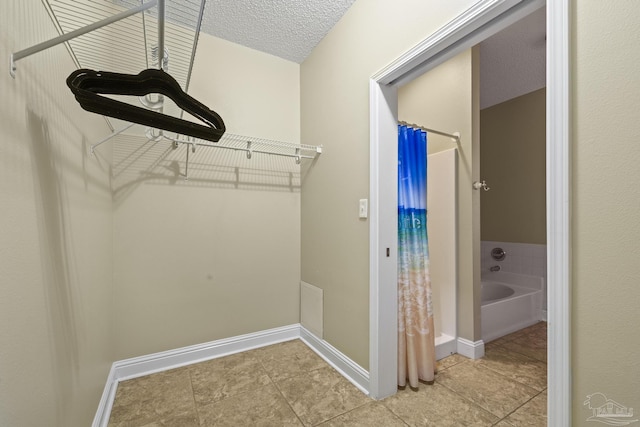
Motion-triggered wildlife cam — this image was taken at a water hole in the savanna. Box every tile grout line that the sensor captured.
[452,360,542,415]
[186,368,203,426]
[492,388,547,425]
[379,398,415,427]
[472,355,547,393]
[439,359,545,425]
[434,373,505,422]
[254,344,309,427]
[496,344,548,363]
[255,341,374,426]
[310,400,375,427]
[188,353,296,424]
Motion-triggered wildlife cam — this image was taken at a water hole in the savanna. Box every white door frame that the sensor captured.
[368,0,570,425]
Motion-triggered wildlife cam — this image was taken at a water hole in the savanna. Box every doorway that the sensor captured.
[368,0,570,425]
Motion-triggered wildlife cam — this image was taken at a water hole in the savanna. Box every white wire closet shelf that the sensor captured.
[165,132,323,179]
[10,0,323,165]
[170,133,322,160]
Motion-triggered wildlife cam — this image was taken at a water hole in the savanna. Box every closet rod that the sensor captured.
[398,120,460,143]
[10,0,158,78]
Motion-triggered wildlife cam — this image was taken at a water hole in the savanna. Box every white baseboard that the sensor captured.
[93,324,370,426]
[113,324,300,382]
[457,337,485,359]
[299,326,370,395]
[92,324,300,427]
[92,365,117,427]
[435,334,458,360]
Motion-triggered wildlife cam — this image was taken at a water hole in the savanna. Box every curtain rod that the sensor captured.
[398,121,460,143]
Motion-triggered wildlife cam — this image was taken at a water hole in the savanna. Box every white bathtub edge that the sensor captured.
[481,273,544,343]
[481,271,544,291]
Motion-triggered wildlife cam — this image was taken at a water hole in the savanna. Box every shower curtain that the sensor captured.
[397,125,436,388]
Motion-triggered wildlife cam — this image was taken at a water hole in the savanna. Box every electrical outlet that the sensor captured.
[359,199,368,219]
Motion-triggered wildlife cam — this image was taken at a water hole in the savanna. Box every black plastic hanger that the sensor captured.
[67,68,226,142]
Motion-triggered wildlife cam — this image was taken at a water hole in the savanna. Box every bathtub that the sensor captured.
[481,271,544,343]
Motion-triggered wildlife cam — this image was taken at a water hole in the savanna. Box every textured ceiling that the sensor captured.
[479,7,546,109]
[197,1,544,104]
[199,0,356,63]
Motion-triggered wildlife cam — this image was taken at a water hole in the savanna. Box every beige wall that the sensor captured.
[572,1,640,421]
[398,49,481,341]
[300,0,479,369]
[112,34,302,359]
[480,88,546,244]
[0,1,114,426]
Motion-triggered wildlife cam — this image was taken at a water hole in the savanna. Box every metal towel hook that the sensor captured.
[473,180,490,191]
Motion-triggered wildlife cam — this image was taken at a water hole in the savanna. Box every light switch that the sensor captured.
[359,199,368,219]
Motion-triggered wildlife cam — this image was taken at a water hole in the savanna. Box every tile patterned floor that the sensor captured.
[108,322,547,426]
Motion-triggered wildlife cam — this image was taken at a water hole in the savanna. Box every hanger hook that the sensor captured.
[247,141,252,159]
[295,148,301,165]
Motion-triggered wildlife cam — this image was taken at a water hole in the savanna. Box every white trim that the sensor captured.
[372,0,546,87]
[369,0,570,424]
[92,324,300,427]
[93,324,370,426]
[91,365,117,427]
[546,0,571,425]
[300,326,370,395]
[373,0,521,85]
[457,338,486,359]
[368,79,399,400]
[112,324,300,382]
[435,335,458,361]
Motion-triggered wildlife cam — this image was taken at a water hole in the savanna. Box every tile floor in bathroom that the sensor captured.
[108,322,547,426]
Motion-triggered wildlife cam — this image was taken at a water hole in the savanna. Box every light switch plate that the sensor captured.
[359,199,368,218]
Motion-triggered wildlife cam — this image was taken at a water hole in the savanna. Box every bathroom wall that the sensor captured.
[479,88,547,307]
[300,0,480,369]
[480,88,546,244]
[112,33,302,359]
[0,1,114,426]
[398,49,481,342]
[572,0,640,420]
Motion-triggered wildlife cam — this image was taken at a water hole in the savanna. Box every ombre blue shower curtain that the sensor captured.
[398,125,436,388]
